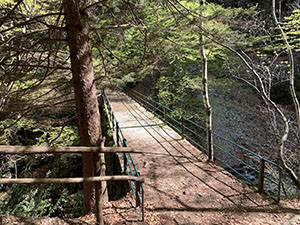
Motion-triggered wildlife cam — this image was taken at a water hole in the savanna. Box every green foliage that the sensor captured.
[1,185,75,217]
[100,106,114,147]
[147,1,259,126]
[0,113,81,218]
[0,181,82,218]
[156,73,205,122]
[0,0,72,122]
[281,9,300,51]
[38,125,80,147]
[0,152,83,218]
[0,118,38,145]
[0,117,79,146]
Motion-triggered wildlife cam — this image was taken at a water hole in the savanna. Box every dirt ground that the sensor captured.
[1,90,299,225]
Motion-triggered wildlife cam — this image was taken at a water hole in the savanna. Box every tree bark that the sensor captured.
[200,0,213,161]
[63,0,102,213]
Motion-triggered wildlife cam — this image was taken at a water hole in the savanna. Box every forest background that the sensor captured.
[0,0,299,219]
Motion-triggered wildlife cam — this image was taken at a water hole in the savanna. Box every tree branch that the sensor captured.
[0,13,64,34]
[92,23,146,31]
[0,0,23,28]
[81,0,109,12]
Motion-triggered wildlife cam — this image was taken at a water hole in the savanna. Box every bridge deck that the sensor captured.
[105,91,299,225]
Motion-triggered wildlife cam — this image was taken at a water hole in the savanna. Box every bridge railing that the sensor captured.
[101,90,144,214]
[123,87,298,201]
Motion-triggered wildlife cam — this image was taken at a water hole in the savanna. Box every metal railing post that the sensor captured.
[123,153,127,175]
[123,139,127,175]
[108,105,112,121]
[181,116,184,138]
[116,122,120,147]
[142,183,144,221]
[277,167,282,202]
[258,158,265,193]
[112,114,115,131]
[136,181,141,207]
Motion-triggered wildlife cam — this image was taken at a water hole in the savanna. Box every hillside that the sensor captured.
[133,71,300,198]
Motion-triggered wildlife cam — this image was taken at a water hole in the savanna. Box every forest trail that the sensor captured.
[104,90,300,225]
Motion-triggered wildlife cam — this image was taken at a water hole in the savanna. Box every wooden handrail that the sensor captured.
[0,145,144,154]
[0,175,144,184]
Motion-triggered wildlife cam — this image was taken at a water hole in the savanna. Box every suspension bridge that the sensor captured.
[101,88,300,224]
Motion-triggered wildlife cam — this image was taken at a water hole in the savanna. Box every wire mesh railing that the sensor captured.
[123,86,300,201]
[101,90,144,216]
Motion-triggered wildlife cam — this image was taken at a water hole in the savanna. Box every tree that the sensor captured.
[0,0,150,216]
[63,0,102,213]
[0,0,71,123]
[220,0,300,190]
[272,0,300,189]
[164,0,300,191]
[0,0,101,213]
[199,0,213,161]
[208,0,300,190]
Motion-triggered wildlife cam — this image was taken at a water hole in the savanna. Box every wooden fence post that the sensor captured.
[94,152,103,225]
[258,158,265,193]
[95,181,103,225]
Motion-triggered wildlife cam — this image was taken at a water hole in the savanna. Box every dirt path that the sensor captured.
[104,91,299,225]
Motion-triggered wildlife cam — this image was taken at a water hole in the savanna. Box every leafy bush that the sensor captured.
[0,154,83,218]
[0,117,79,146]
[0,184,82,218]
[0,111,82,218]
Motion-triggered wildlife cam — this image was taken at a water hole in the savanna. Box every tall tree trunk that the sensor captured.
[272,0,300,190]
[198,0,300,191]
[272,0,300,129]
[200,0,213,161]
[214,40,300,190]
[63,0,102,213]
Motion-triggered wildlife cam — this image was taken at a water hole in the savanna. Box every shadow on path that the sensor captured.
[107,91,300,224]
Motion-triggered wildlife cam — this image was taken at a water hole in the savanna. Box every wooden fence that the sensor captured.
[0,145,144,225]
